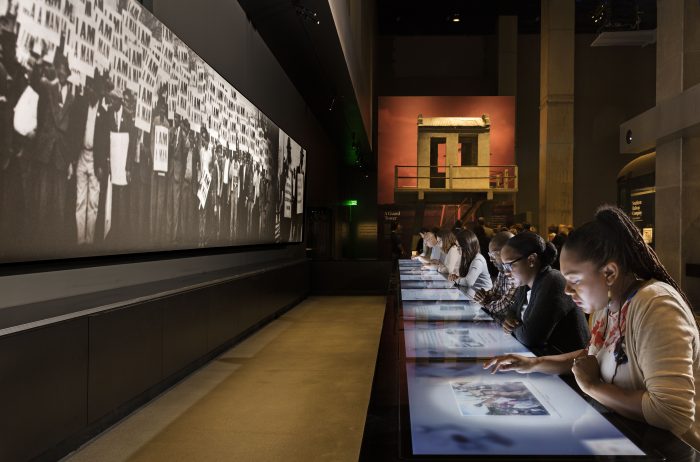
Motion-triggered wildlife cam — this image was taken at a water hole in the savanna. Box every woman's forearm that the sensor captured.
[532,349,584,374]
[586,383,645,422]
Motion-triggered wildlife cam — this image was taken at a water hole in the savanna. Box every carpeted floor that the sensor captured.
[63,296,386,462]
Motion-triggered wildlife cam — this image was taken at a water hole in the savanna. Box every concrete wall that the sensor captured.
[572,34,657,226]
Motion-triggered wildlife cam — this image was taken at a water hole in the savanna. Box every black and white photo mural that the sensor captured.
[0,0,307,263]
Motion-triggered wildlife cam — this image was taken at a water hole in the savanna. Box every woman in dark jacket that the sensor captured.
[500,231,589,353]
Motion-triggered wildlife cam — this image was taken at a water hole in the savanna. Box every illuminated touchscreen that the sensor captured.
[406,362,646,456]
[400,267,438,275]
[402,301,492,321]
[399,273,447,281]
[403,321,534,359]
[400,281,456,289]
[399,259,423,267]
[401,289,469,301]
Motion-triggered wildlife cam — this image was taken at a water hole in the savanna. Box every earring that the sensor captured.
[606,287,612,310]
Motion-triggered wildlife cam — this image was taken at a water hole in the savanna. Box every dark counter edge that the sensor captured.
[0,259,310,462]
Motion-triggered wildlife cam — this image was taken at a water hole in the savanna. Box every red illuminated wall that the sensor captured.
[378,96,516,204]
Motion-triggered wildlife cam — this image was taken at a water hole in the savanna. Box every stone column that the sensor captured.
[655,0,700,303]
[538,0,575,235]
[498,16,518,97]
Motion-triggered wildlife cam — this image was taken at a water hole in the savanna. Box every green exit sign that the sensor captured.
[341,199,358,206]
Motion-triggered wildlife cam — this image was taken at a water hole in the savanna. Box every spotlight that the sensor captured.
[447,13,461,23]
[296,5,320,25]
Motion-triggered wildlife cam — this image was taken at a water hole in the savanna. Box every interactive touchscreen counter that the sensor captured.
[396,259,649,458]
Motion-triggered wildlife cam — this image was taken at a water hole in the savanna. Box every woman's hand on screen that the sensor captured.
[483,354,537,374]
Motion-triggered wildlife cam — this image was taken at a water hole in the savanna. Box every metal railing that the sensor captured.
[394,164,519,192]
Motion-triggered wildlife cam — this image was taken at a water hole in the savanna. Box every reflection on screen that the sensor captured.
[406,362,645,456]
[399,274,446,281]
[404,322,533,359]
[402,301,492,321]
[401,289,468,301]
[400,281,456,289]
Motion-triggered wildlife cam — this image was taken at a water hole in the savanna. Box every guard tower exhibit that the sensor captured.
[394,114,517,204]
[389,114,518,233]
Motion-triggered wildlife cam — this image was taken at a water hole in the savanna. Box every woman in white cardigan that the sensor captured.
[448,228,493,293]
[485,206,700,451]
[435,229,461,276]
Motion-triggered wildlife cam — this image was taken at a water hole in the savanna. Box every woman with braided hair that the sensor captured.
[485,205,700,451]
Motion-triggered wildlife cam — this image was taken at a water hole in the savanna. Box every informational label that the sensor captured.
[109,132,129,185]
[631,199,643,222]
[384,210,400,221]
[153,126,169,173]
[642,227,654,245]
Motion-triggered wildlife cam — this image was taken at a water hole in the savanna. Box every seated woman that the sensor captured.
[434,228,460,276]
[448,229,493,294]
[414,228,442,265]
[499,231,589,353]
[485,206,700,451]
[473,231,517,322]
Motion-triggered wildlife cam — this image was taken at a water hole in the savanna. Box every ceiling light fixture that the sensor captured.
[448,13,461,23]
[296,5,320,25]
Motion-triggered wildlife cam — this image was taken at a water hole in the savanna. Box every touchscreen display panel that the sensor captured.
[400,281,456,289]
[399,274,447,281]
[399,259,423,267]
[401,289,469,301]
[402,301,493,321]
[403,321,534,359]
[406,362,646,456]
[400,267,438,275]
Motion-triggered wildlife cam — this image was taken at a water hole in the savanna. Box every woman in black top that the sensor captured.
[501,232,589,353]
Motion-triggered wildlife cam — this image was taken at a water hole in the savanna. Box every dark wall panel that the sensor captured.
[1,261,309,462]
[88,303,163,424]
[162,290,211,378]
[311,260,391,294]
[0,320,88,462]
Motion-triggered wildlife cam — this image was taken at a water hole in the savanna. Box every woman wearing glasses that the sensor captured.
[485,206,700,451]
[497,231,589,353]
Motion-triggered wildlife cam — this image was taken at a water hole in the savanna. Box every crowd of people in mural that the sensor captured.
[0,0,305,262]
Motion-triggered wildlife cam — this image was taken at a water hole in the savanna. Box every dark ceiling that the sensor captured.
[238,0,372,168]
[234,0,657,170]
[377,0,656,35]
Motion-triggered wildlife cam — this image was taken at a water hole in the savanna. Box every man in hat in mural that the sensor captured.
[1,21,40,254]
[97,85,136,246]
[278,137,292,243]
[149,84,170,244]
[197,125,211,246]
[227,136,240,241]
[291,148,305,242]
[69,71,108,245]
[30,37,76,247]
[166,112,187,244]
[179,119,196,243]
